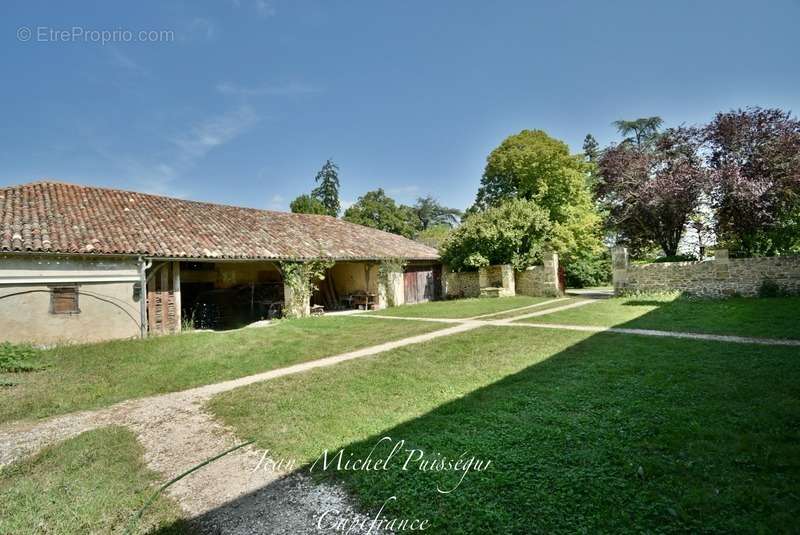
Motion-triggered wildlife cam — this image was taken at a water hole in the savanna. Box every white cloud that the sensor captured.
[254,0,276,18]
[216,81,322,97]
[107,47,147,75]
[229,0,276,18]
[267,194,286,210]
[172,106,258,160]
[83,106,259,198]
[181,17,217,41]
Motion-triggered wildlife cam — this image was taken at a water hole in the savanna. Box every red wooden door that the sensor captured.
[404,265,442,304]
[404,270,418,304]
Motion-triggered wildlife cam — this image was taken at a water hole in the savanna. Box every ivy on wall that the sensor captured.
[279,259,335,318]
[378,258,407,308]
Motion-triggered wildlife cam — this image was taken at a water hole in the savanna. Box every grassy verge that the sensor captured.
[519,294,800,339]
[368,296,552,318]
[211,326,800,532]
[0,316,443,424]
[0,426,187,534]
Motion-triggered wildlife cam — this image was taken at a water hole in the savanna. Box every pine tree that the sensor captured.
[582,134,599,162]
[311,160,341,217]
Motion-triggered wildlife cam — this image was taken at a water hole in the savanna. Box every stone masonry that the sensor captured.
[515,252,562,297]
[611,247,800,298]
[444,271,480,298]
[479,265,516,297]
[444,253,561,299]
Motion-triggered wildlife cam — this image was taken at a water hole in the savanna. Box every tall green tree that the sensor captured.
[474,130,594,220]
[612,117,663,147]
[472,129,604,284]
[413,196,462,229]
[343,189,421,238]
[311,159,341,217]
[582,133,601,191]
[290,194,327,215]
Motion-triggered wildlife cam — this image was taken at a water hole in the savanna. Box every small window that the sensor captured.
[50,286,80,315]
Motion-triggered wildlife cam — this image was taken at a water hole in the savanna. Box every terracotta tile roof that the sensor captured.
[0,181,440,261]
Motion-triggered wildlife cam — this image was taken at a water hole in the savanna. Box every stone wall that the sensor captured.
[479,265,515,297]
[515,252,562,297]
[444,270,480,298]
[611,247,800,298]
[444,253,562,299]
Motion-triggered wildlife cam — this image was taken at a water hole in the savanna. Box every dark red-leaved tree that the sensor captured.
[704,107,800,255]
[597,127,708,257]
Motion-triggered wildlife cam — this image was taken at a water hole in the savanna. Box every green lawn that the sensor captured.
[368,295,555,318]
[0,316,443,425]
[0,427,187,534]
[210,325,800,533]
[519,294,800,339]
[485,296,578,320]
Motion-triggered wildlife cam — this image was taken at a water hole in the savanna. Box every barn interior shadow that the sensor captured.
[147,301,800,534]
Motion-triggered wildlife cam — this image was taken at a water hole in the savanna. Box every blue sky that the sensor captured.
[1,1,798,212]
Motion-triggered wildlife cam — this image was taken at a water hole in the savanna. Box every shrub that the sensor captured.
[758,279,782,298]
[564,252,611,288]
[0,342,42,373]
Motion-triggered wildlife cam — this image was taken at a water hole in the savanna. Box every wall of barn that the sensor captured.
[330,262,379,296]
[0,254,141,345]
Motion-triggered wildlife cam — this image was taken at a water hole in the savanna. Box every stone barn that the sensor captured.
[0,181,441,345]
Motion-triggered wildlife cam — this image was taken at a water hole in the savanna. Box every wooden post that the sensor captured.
[173,261,181,332]
[147,266,157,333]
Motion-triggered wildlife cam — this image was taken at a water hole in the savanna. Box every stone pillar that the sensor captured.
[542,251,561,296]
[713,248,730,282]
[611,246,629,296]
[377,269,404,309]
[500,265,515,296]
[283,282,310,318]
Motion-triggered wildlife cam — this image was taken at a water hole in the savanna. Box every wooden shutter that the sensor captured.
[50,286,80,314]
[147,262,181,334]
